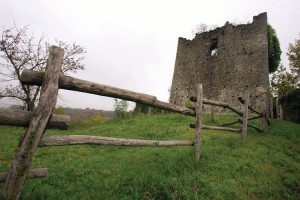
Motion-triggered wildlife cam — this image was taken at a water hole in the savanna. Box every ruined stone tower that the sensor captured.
[169,13,269,111]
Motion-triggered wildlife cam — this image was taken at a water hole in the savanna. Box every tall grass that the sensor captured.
[0,114,299,199]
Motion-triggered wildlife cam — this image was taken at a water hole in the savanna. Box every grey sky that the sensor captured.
[0,0,299,110]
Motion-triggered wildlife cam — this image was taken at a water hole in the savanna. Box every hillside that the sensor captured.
[0,114,299,199]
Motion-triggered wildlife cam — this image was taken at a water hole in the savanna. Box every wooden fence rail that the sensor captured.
[0,109,70,130]
[37,135,194,147]
[21,70,196,116]
[0,168,48,183]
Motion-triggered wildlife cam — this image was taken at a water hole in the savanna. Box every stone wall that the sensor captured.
[170,13,269,112]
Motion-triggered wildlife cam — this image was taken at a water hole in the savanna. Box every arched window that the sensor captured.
[210,39,218,56]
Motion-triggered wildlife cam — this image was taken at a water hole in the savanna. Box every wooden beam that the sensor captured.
[238,96,271,126]
[203,99,243,116]
[190,124,240,132]
[238,97,261,115]
[194,84,203,159]
[280,105,283,120]
[247,123,263,132]
[275,98,280,119]
[37,135,194,147]
[0,109,70,130]
[270,97,274,119]
[210,98,215,123]
[261,97,267,133]
[20,70,196,116]
[241,91,250,140]
[2,46,64,200]
[203,125,240,132]
[0,168,48,182]
[221,115,261,127]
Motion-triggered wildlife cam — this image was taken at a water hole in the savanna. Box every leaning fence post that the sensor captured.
[241,91,250,140]
[261,95,267,132]
[1,46,64,200]
[194,84,203,159]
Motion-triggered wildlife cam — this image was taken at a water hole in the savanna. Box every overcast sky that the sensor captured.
[0,0,299,110]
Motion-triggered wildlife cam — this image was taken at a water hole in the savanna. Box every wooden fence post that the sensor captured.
[211,98,215,123]
[261,96,267,133]
[194,84,203,159]
[1,46,64,200]
[275,98,280,119]
[280,105,283,120]
[269,97,274,119]
[241,91,250,140]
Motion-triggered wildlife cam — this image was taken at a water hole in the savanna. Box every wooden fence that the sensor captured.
[0,46,269,199]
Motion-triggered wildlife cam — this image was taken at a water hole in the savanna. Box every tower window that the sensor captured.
[210,38,218,56]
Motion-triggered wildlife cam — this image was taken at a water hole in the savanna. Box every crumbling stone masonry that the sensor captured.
[170,12,269,111]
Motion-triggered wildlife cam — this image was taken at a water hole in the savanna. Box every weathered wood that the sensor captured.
[270,97,274,119]
[261,98,267,133]
[247,123,263,132]
[221,115,261,127]
[2,46,64,200]
[0,168,48,182]
[275,98,280,119]
[194,84,203,159]
[203,99,243,116]
[211,98,215,123]
[37,135,194,147]
[238,97,261,115]
[280,105,283,120]
[241,91,250,140]
[21,70,196,116]
[0,109,70,130]
[190,124,240,132]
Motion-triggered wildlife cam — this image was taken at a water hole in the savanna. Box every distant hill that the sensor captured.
[63,107,114,120]
[6,105,115,119]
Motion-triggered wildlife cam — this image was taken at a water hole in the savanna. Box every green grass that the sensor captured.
[0,114,299,199]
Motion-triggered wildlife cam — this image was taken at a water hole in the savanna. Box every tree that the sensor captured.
[270,64,296,98]
[114,98,128,119]
[191,23,218,37]
[268,25,282,73]
[287,34,300,87]
[0,25,86,111]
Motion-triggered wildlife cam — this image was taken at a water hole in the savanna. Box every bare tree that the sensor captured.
[0,25,86,110]
[191,23,218,37]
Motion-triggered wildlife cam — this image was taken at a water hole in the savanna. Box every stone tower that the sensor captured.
[169,13,269,111]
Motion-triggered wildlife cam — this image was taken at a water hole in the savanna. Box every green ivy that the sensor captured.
[268,25,282,73]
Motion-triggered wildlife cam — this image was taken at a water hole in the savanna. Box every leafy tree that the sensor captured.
[114,98,128,119]
[0,25,86,111]
[270,64,296,98]
[268,25,282,73]
[287,34,300,86]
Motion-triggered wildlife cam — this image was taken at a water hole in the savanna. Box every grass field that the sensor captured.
[0,114,299,199]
